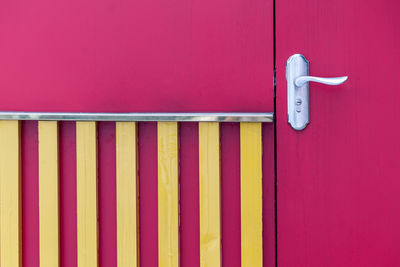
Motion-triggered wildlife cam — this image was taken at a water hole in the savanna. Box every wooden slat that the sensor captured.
[39,121,59,267]
[199,122,221,267]
[0,120,21,267]
[157,122,179,267]
[76,121,98,267]
[116,122,139,267]
[240,122,263,267]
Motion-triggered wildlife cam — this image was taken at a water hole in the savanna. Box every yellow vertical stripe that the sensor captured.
[199,122,221,267]
[0,120,21,267]
[157,122,179,267]
[116,122,138,267]
[39,121,59,267]
[240,122,263,267]
[76,121,98,267]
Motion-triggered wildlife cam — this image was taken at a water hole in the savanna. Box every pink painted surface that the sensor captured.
[262,124,275,267]
[276,1,400,266]
[0,0,273,112]
[138,122,159,267]
[22,121,39,267]
[9,0,275,265]
[59,122,77,267]
[180,123,200,267]
[98,122,117,267]
[220,123,241,267]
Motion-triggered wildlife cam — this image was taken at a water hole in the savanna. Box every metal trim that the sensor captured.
[0,111,273,122]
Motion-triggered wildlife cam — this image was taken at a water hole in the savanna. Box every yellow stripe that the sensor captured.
[240,122,263,267]
[157,122,179,267]
[39,121,59,267]
[199,122,221,267]
[0,120,21,267]
[116,122,138,267]
[76,121,98,267]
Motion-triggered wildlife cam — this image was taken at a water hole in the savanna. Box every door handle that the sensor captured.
[294,76,348,87]
[286,54,348,130]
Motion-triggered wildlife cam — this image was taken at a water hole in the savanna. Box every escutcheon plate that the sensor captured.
[286,54,309,130]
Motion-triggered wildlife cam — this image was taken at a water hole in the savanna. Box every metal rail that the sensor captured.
[0,111,273,122]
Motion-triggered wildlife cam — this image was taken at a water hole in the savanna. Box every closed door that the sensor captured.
[276,1,400,266]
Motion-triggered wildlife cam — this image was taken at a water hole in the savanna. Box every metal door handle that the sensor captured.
[295,76,348,87]
[286,54,348,130]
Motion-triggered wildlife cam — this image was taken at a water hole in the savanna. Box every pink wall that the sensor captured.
[6,0,275,265]
[0,0,273,113]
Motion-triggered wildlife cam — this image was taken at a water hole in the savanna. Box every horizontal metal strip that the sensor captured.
[0,112,273,122]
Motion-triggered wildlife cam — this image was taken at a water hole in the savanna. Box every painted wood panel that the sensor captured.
[138,122,158,267]
[179,122,200,267]
[157,122,179,267]
[76,121,98,267]
[276,1,400,266]
[116,122,138,267]
[98,122,118,267]
[240,122,263,267]
[21,121,40,266]
[199,122,221,267]
[38,121,59,267]
[220,123,241,267]
[59,122,78,267]
[0,0,273,113]
[0,120,21,267]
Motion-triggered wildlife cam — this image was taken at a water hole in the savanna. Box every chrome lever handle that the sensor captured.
[286,54,348,131]
[295,76,348,87]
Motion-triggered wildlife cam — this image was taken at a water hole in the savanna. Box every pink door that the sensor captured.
[276,1,400,266]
